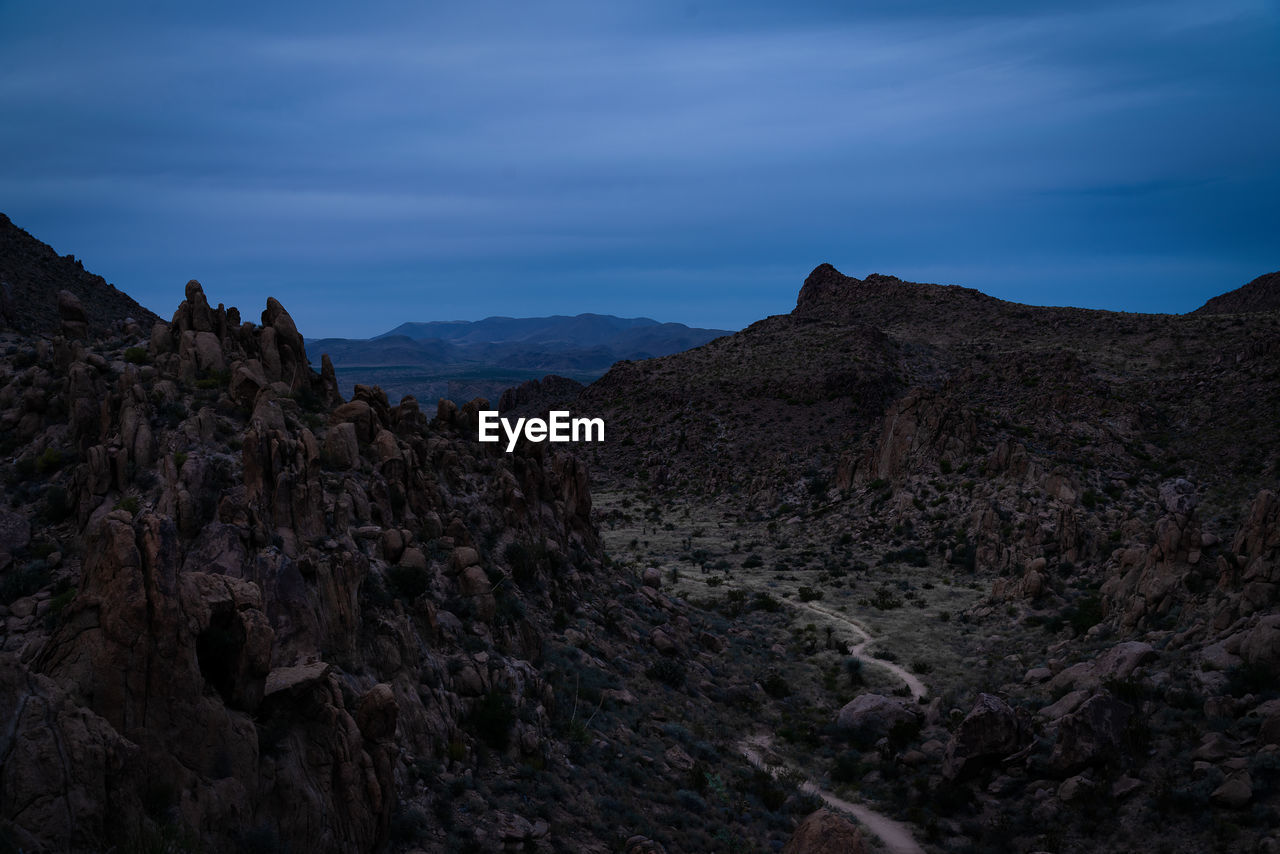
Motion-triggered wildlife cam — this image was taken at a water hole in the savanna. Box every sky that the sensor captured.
[1,0,1277,337]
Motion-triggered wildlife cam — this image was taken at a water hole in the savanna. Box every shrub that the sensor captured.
[124,346,149,364]
[646,657,686,688]
[880,546,928,567]
[750,591,782,612]
[1,562,51,605]
[831,749,864,783]
[762,672,791,699]
[35,447,64,475]
[43,486,72,523]
[386,564,429,601]
[869,586,903,610]
[1065,594,1104,635]
[797,586,823,603]
[468,688,516,750]
[504,540,560,589]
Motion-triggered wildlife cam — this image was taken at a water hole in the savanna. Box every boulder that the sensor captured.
[1049,692,1133,774]
[57,289,89,339]
[1159,478,1199,515]
[1210,771,1253,809]
[1046,641,1156,694]
[943,693,1022,780]
[782,809,867,854]
[324,422,360,470]
[835,693,918,741]
[1240,615,1280,675]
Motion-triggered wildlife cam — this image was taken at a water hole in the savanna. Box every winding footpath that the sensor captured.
[672,573,928,853]
[797,600,928,702]
[741,733,925,854]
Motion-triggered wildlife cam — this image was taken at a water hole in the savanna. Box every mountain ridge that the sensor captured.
[0,212,160,336]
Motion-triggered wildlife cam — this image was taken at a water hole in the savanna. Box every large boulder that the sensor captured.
[1046,641,1156,695]
[835,693,919,743]
[943,693,1022,780]
[1049,692,1134,775]
[782,809,867,854]
[57,288,89,339]
[1240,615,1280,676]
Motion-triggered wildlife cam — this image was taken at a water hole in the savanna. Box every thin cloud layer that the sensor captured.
[1,0,1276,335]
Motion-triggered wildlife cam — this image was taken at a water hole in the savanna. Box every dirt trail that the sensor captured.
[671,573,928,701]
[741,734,925,854]
[796,601,928,701]
[667,573,929,851]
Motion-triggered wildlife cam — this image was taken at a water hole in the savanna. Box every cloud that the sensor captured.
[0,0,1276,333]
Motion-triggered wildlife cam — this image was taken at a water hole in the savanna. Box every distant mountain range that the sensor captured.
[307,313,732,403]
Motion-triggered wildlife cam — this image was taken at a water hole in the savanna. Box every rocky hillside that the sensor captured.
[0,271,829,852]
[1193,270,1280,315]
[585,263,1280,513]
[0,213,159,336]
[577,263,1280,853]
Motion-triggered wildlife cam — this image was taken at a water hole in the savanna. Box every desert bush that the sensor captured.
[386,563,429,601]
[468,688,515,750]
[1,562,51,605]
[1065,594,1104,635]
[646,657,686,688]
[750,591,782,612]
[762,672,791,699]
[880,546,928,567]
[868,586,903,610]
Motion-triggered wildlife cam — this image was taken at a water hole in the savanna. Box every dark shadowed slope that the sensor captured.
[0,213,160,336]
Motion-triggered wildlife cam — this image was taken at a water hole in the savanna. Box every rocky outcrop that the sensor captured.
[854,389,978,485]
[1216,489,1280,622]
[497,374,586,415]
[0,656,140,852]
[1102,480,1207,628]
[0,276,609,852]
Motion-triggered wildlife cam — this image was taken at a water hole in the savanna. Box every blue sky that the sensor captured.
[2,0,1277,337]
